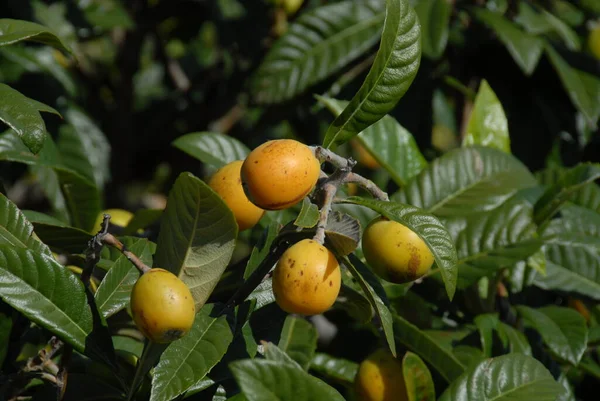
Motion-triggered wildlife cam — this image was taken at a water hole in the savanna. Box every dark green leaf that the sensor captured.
[172,132,250,169]
[393,314,464,383]
[545,45,599,126]
[79,0,134,30]
[474,314,499,358]
[0,18,71,53]
[95,239,155,318]
[278,315,318,370]
[323,0,421,149]
[0,246,92,352]
[230,359,345,401]
[438,354,562,401]
[310,353,358,384]
[540,9,580,51]
[324,211,361,256]
[402,351,435,401]
[0,193,51,256]
[0,83,60,154]
[344,254,396,356]
[250,1,385,103]
[515,2,552,34]
[318,96,427,186]
[244,222,279,279]
[534,163,600,225]
[28,221,93,254]
[55,166,102,233]
[333,284,373,323]
[414,0,452,60]
[154,173,237,309]
[340,197,458,299]
[497,322,531,355]
[150,304,234,401]
[0,312,11,366]
[536,167,600,213]
[471,8,543,75]
[59,107,111,189]
[122,209,163,236]
[294,199,319,229]
[263,341,302,369]
[394,146,536,217]
[517,305,588,365]
[463,80,510,152]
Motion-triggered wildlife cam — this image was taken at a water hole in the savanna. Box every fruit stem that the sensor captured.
[102,233,152,274]
[343,172,389,201]
[313,166,352,244]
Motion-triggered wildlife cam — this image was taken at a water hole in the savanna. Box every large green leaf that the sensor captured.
[0,193,51,256]
[340,197,458,299]
[516,306,588,365]
[309,353,358,384]
[463,80,510,153]
[95,239,155,318]
[0,18,71,53]
[535,261,600,301]
[540,9,580,51]
[534,163,600,225]
[438,354,561,401]
[323,0,421,149]
[28,221,93,253]
[393,314,464,383]
[55,166,102,232]
[394,146,536,217]
[0,83,60,154]
[402,352,435,401]
[343,254,396,356]
[150,304,234,401]
[172,132,250,169]
[545,45,599,126]
[278,316,318,371]
[58,108,111,189]
[497,322,532,355]
[250,0,384,103]
[154,173,237,309]
[0,246,92,352]
[414,0,452,60]
[318,96,426,186]
[471,8,543,75]
[449,196,542,289]
[230,359,345,401]
[536,167,600,214]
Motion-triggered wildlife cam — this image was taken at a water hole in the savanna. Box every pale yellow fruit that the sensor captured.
[92,208,134,233]
[355,349,408,401]
[362,217,434,283]
[272,239,341,315]
[130,268,196,343]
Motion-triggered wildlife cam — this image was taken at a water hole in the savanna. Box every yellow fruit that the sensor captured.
[355,349,407,401]
[130,268,196,343]
[272,239,341,315]
[282,0,304,15]
[589,25,600,60]
[351,140,380,170]
[208,160,265,231]
[241,139,321,210]
[92,208,134,233]
[362,217,434,283]
[431,124,458,152]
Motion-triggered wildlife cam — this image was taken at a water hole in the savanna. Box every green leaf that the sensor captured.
[30,166,70,223]
[535,261,600,301]
[474,314,499,358]
[402,352,435,401]
[534,163,600,225]
[344,254,396,356]
[0,193,51,256]
[154,173,237,309]
[340,197,458,300]
[322,0,421,149]
[394,146,536,217]
[540,9,580,51]
[318,96,427,186]
[244,222,279,279]
[230,359,345,401]
[449,196,542,289]
[59,107,111,189]
[545,45,599,126]
[264,341,303,369]
[334,284,374,323]
[537,168,600,214]
[0,312,11,366]
[471,8,543,75]
[78,0,134,30]
[0,18,71,53]
[438,354,562,401]
[294,199,319,229]
[150,304,234,401]
[515,3,553,34]
[278,315,318,370]
[250,1,385,103]
[172,132,250,169]
[414,0,452,60]
[95,239,155,318]
[0,246,92,352]
[0,83,60,154]
[55,166,102,233]
[516,305,588,365]
[393,314,464,383]
[122,209,163,236]
[309,353,358,384]
[463,80,510,153]
[28,221,93,254]
[557,373,576,401]
[497,322,532,355]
